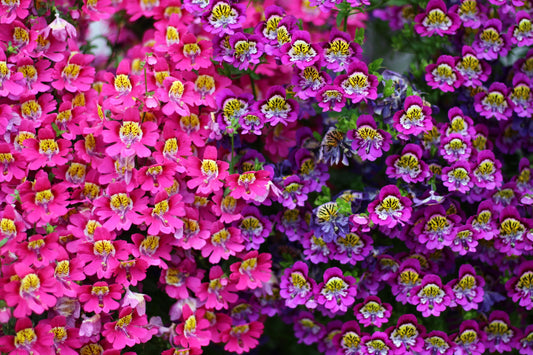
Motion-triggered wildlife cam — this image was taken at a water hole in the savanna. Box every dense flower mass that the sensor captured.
[1,0,533,354]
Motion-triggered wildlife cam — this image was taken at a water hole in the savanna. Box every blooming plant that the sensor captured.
[1,0,533,354]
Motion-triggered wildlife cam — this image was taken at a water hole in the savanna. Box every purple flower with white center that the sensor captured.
[483,311,519,354]
[385,144,430,183]
[393,94,433,136]
[410,274,452,317]
[361,332,394,355]
[509,73,533,118]
[505,260,533,310]
[334,60,378,103]
[491,183,517,213]
[467,200,498,241]
[443,107,476,137]
[425,55,463,92]
[450,0,488,29]
[446,224,478,255]
[518,325,533,355]
[317,320,343,355]
[280,30,321,70]
[216,89,253,129]
[514,157,533,192]
[472,19,510,60]
[414,204,460,250]
[259,85,298,126]
[422,331,453,355]
[495,205,532,256]
[312,202,350,243]
[320,28,362,72]
[508,11,533,47]
[333,321,363,355]
[316,84,346,112]
[291,65,329,100]
[391,259,422,305]
[414,0,460,37]
[474,82,513,121]
[472,123,493,152]
[212,33,234,62]
[455,46,491,87]
[301,232,334,264]
[256,5,285,45]
[203,1,245,36]
[261,15,296,57]
[439,133,471,163]
[442,161,473,193]
[277,175,309,209]
[293,312,326,345]
[280,261,318,309]
[316,267,357,313]
[452,320,487,355]
[368,185,412,228]
[332,231,373,265]
[239,110,264,135]
[347,114,391,162]
[238,206,272,250]
[376,255,399,282]
[471,150,503,190]
[295,148,329,193]
[514,48,533,80]
[275,207,307,242]
[354,296,392,328]
[386,314,426,353]
[229,31,263,71]
[447,264,485,311]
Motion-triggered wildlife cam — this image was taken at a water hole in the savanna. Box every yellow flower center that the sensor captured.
[140,235,160,256]
[13,27,29,45]
[114,74,132,93]
[0,218,16,235]
[35,189,54,206]
[55,260,70,278]
[211,228,229,245]
[14,328,37,348]
[169,80,184,99]
[166,26,180,45]
[152,200,169,216]
[201,159,218,176]
[18,65,37,80]
[21,100,41,119]
[39,139,59,156]
[19,273,40,295]
[83,182,100,200]
[165,268,183,285]
[342,332,361,348]
[180,114,200,132]
[80,344,104,355]
[62,64,81,81]
[93,240,115,257]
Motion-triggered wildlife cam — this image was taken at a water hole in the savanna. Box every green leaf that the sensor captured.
[314,185,332,206]
[279,253,294,269]
[336,115,358,133]
[368,58,383,73]
[312,131,322,142]
[354,28,365,45]
[383,79,394,97]
[51,122,66,136]
[336,197,352,215]
[0,237,7,248]
[46,223,56,234]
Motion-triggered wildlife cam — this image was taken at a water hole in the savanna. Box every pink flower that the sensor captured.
[0,317,54,355]
[81,0,114,20]
[175,207,212,250]
[78,281,123,314]
[368,185,412,228]
[94,182,147,231]
[42,14,77,42]
[334,60,378,103]
[201,221,244,263]
[52,52,95,92]
[0,142,26,183]
[131,233,173,269]
[185,145,229,194]
[158,76,197,116]
[102,307,156,349]
[226,170,270,202]
[161,258,205,299]
[24,127,71,169]
[354,296,392,328]
[0,0,30,24]
[230,251,272,290]
[141,191,184,235]
[414,0,460,37]
[316,267,357,313]
[15,56,53,95]
[101,60,143,111]
[174,305,212,349]
[197,266,239,310]
[44,315,82,354]
[221,321,264,354]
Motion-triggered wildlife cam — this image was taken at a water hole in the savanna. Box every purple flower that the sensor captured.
[443,107,476,137]
[277,175,309,209]
[472,19,511,60]
[386,314,426,353]
[451,320,487,355]
[228,31,264,71]
[385,144,430,183]
[425,55,463,92]
[414,204,460,250]
[291,65,329,100]
[280,30,322,70]
[447,224,479,255]
[474,82,513,121]
[259,85,299,126]
[468,200,498,240]
[295,148,329,193]
[455,46,491,87]
[495,205,533,256]
[518,325,533,355]
[347,114,392,162]
[238,206,272,250]
[368,185,412,228]
[514,157,533,192]
[414,0,460,37]
[354,296,392,328]
[422,331,453,355]
[391,259,422,305]
[471,150,503,190]
[447,264,485,311]
[361,332,395,355]
[509,73,533,118]
[334,60,378,103]
[203,1,246,36]
[410,274,452,317]
[316,84,346,112]
[293,312,326,345]
[333,321,363,355]
[442,161,473,193]
[449,0,488,29]
[482,311,519,353]
[332,231,373,265]
[320,28,362,72]
[508,10,533,47]
[312,202,350,243]
[317,320,343,355]
[280,261,318,309]
[316,267,357,313]
[301,232,334,264]
[505,260,533,310]
[216,89,253,130]
[439,133,472,163]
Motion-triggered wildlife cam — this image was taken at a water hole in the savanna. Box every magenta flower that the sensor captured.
[103,307,156,349]
[316,84,346,112]
[102,108,159,158]
[301,232,334,264]
[316,267,356,313]
[471,150,503,190]
[230,251,272,290]
[0,142,26,183]
[24,127,71,170]
[482,311,519,353]
[334,60,378,103]
[229,31,264,71]
[447,224,479,255]
[185,145,229,194]
[101,60,143,111]
[333,321,363,355]
[332,231,373,265]
[410,274,452,317]
[385,143,430,183]
[506,260,533,310]
[0,317,53,355]
[439,133,471,163]
[448,264,485,311]
[293,312,325,345]
[361,332,395,355]
[414,204,460,250]
[0,0,30,24]
[451,320,487,355]
[18,93,56,126]
[0,49,24,98]
[394,95,433,136]
[368,185,412,228]
[141,191,184,235]
[280,30,322,70]
[259,85,299,126]
[509,11,533,47]
[94,182,147,231]
[280,261,318,309]
[474,82,513,121]
[52,52,95,92]
[3,264,58,317]
[203,1,246,35]
[175,206,212,250]
[15,56,53,95]
[449,0,487,29]
[321,28,362,72]
[509,73,533,118]
[354,296,392,328]
[158,76,197,117]
[44,315,82,355]
[455,46,491,87]
[131,233,172,269]
[472,19,510,60]
[347,114,391,161]
[425,55,463,92]
[495,206,532,256]
[201,221,244,263]
[174,33,213,71]
[197,266,238,310]
[414,0,460,37]
[442,161,473,193]
[221,321,263,354]
[162,259,204,300]
[174,304,211,349]
[386,314,426,353]
[291,65,329,100]
[391,259,422,305]
[226,170,270,202]
[422,331,453,355]
[519,325,533,355]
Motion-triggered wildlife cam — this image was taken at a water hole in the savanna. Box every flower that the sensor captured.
[141,191,184,235]
[293,312,325,345]
[455,46,491,87]
[0,317,53,354]
[320,28,361,72]
[451,320,487,355]
[386,314,426,353]
[174,304,211,349]
[229,251,272,290]
[425,55,463,92]
[368,185,412,228]
[259,85,299,126]
[495,206,532,256]
[185,145,229,194]
[414,0,460,37]
[442,161,473,193]
[354,296,392,328]
[102,307,156,349]
[509,11,533,47]
[197,266,238,310]
[471,150,503,190]
[361,332,395,355]
[226,170,270,202]
[201,221,244,263]
[24,127,71,169]
[280,30,322,70]
[385,143,430,183]
[422,331,453,355]
[333,321,363,355]
[203,1,246,35]
[410,274,452,317]
[482,311,519,353]
[472,19,510,60]
[280,261,318,309]
[221,321,263,354]
[334,60,378,103]
[506,260,533,310]
[414,204,460,250]
[316,267,357,313]
[473,82,513,121]
[347,114,392,161]
[450,0,487,29]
